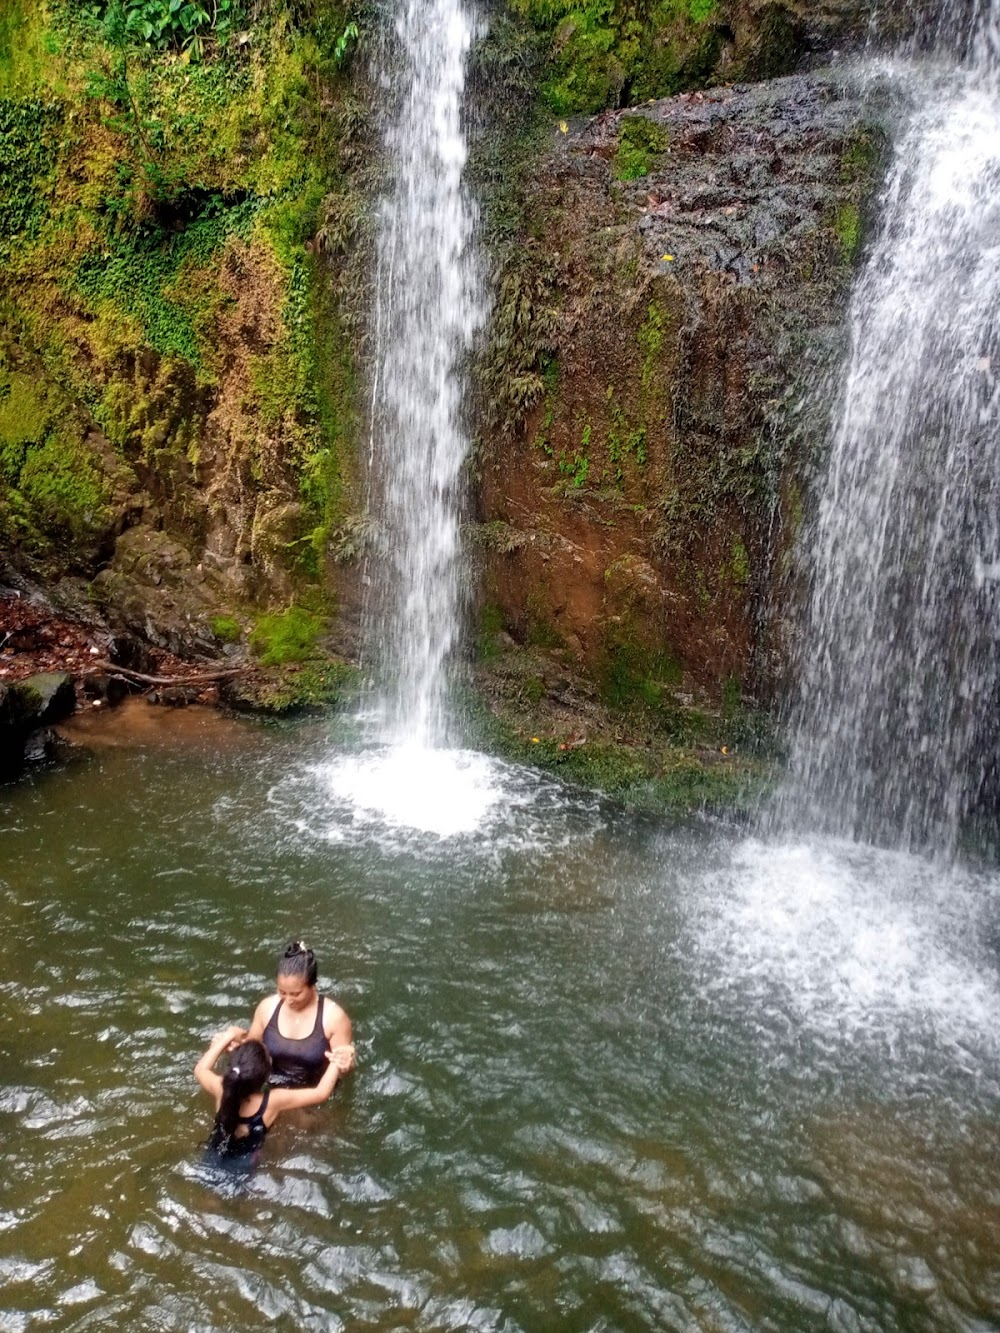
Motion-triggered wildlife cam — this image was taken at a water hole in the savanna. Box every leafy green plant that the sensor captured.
[93,0,244,56]
[333,21,358,67]
[0,99,60,254]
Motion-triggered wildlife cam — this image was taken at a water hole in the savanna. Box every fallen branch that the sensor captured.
[89,661,251,687]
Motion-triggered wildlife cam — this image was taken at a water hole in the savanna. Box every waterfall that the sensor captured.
[776,1,1000,856]
[364,0,486,749]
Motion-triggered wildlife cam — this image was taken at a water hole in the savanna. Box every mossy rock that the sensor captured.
[221,657,360,715]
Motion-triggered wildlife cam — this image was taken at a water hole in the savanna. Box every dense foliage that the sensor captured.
[0,0,366,606]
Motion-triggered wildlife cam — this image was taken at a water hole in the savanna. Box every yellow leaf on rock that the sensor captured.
[661,253,674,262]
[559,121,568,134]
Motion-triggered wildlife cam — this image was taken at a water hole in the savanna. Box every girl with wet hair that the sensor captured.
[242,940,355,1096]
[195,1025,346,1159]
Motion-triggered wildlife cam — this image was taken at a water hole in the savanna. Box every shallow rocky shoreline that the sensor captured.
[0,586,292,779]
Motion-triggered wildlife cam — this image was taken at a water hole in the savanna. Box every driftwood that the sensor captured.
[89,660,250,687]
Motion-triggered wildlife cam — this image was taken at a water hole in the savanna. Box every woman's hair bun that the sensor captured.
[278,939,318,985]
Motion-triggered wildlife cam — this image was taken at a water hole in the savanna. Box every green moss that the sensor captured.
[637,300,667,389]
[0,365,111,542]
[250,604,326,666]
[477,602,505,659]
[226,658,360,714]
[0,0,367,601]
[840,127,884,184]
[612,114,668,181]
[834,201,861,263]
[0,1,57,97]
[510,0,724,115]
[210,614,241,643]
[463,686,773,815]
[725,535,750,588]
[600,637,683,710]
[17,430,109,531]
[0,371,52,454]
[526,594,563,649]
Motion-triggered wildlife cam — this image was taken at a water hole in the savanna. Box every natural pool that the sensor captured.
[1,705,999,1330]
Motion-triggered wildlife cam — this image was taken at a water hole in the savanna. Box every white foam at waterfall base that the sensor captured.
[265,745,604,855]
[689,838,1000,1064]
[316,746,503,837]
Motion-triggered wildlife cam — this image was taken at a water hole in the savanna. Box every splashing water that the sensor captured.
[775,1,1000,856]
[364,0,486,751]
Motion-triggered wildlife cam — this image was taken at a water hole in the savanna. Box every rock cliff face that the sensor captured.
[1,0,889,745]
[472,72,884,717]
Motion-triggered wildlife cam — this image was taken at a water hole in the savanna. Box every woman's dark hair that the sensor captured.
[211,1040,271,1149]
[278,939,318,987]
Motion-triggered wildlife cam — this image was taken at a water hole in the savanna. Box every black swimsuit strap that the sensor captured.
[269,995,325,1041]
[238,1085,270,1126]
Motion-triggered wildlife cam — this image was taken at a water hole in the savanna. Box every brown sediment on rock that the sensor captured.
[475,72,887,721]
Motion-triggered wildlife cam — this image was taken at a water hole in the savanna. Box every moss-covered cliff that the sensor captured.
[1,0,369,659]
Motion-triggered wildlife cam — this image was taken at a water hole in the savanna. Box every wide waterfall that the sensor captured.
[364,0,486,750]
[775,0,1000,856]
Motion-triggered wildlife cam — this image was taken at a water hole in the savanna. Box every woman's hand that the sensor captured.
[326,1043,356,1075]
[220,1024,248,1052]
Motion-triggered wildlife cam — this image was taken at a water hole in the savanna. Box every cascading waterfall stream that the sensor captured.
[316,0,499,835]
[364,0,486,751]
[774,0,1000,856]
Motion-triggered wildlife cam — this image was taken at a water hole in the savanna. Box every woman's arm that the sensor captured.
[267,1046,354,1116]
[194,1025,245,1104]
[324,1002,356,1074]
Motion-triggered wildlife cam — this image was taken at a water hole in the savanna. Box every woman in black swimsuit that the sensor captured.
[244,941,355,1094]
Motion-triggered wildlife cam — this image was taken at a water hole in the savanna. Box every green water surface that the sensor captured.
[1,711,999,1331]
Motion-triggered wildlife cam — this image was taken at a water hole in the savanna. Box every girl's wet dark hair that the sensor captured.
[278,939,318,987]
[210,1040,271,1151]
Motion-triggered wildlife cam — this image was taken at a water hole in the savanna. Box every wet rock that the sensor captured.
[82,671,130,706]
[478,72,889,702]
[0,673,76,780]
[23,727,64,764]
[146,685,200,707]
[19,672,77,725]
[90,526,224,659]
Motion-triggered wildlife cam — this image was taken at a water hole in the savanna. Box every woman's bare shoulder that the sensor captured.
[323,997,351,1035]
[253,993,281,1024]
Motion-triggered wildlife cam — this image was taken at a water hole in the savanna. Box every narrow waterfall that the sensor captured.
[364,0,485,750]
[776,1,1000,856]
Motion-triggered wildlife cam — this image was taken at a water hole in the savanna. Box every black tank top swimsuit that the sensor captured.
[208,1086,270,1158]
[263,997,328,1088]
